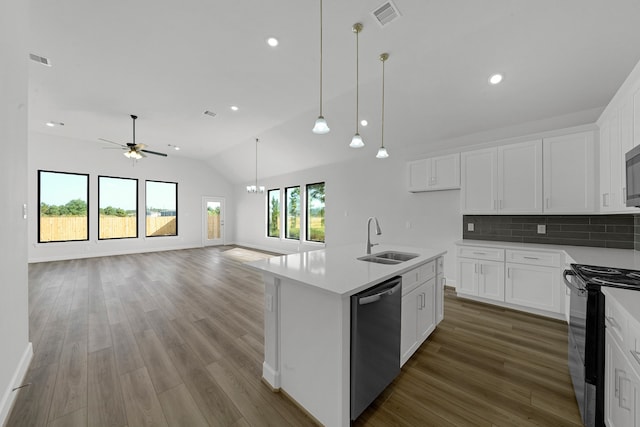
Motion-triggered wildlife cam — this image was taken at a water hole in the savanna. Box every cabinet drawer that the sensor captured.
[627,315,640,376]
[457,246,504,262]
[402,260,436,295]
[605,296,627,348]
[505,249,561,267]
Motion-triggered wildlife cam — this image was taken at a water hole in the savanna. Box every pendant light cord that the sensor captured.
[381,57,385,148]
[255,138,259,187]
[355,27,359,134]
[319,0,324,116]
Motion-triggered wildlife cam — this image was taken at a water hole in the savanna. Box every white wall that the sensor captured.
[235,154,463,281]
[0,0,32,424]
[28,132,236,262]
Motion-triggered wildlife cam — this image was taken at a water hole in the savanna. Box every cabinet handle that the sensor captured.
[615,368,621,398]
[499,199,503,210]
[605,315,620,330]
[493,199,497,210]
[474,263,478,274]
[631,350,640,366]
[603,193,609,207]
[480,264,483,274]
[545,198,550,209]
[507,268,510,279]
[620,376,631,410]
[473,252,486,255]
[422,293,426,309]
[523,256,539,260]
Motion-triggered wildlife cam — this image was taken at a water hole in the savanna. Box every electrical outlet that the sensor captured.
[265,294,273,312]
[467,223,474,232]
[537,224,546,234]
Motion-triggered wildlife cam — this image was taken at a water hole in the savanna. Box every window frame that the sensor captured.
[38,170,90,243]
[145,180,178,238]
[266,188,281,238]
[305,182,325,244]
[284,186,301,240]
[98,175,139,240]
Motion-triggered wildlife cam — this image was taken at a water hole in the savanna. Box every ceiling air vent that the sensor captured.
[203,110,217,117]
[371,1,401,27]
[29,53,51,67]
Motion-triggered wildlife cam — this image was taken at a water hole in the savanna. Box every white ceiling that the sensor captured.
[29,0,640,184]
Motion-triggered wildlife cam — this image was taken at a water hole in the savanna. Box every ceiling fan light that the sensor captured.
[123,151,132,159]
[376,146,389,159]
[312,116,330,134]
[350,133,364,148]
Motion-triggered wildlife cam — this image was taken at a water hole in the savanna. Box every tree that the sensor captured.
[288,187,300,238]
[270,197,280,236]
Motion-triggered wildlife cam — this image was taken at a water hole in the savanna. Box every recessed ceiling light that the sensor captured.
[266,37,279,47]
[489,73,504,85]
[168,144,180,151]
[230,105,239,111]
[360,119,368,127]
[46,121,64,127]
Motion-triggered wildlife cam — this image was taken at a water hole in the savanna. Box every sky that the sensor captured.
[40,172,176,210]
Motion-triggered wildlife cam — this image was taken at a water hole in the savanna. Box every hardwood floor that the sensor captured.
[8,246,582,426]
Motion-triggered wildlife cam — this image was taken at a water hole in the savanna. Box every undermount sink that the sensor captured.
[358,251,419,265]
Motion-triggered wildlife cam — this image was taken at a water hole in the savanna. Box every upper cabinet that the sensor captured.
[543,132,595,213]
[407,153,460,192]
[461,140,543,214]
[461,132,596,214]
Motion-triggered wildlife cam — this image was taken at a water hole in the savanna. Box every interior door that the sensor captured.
[203,197,224,246]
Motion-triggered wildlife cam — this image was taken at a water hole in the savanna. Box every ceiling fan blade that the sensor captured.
[98,138,125,147]
[141,149,168,157]
[134,143,146,150]
[139,151,147,158]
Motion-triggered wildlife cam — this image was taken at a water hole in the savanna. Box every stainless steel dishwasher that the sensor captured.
[350,276,402,421]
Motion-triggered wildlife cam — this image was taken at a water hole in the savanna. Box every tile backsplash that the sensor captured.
[463,214,636,249]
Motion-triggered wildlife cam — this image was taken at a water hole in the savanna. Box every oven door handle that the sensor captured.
[563,269,586,295]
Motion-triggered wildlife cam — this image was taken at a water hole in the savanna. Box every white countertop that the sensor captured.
[246,244,446,297]
[456,239,640,270]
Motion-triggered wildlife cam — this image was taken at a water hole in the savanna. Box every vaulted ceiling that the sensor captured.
[29,0,640,183]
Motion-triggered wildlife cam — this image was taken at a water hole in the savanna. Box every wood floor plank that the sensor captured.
[87,347,127,427]
[167,343,243,426]
[170,316,223,365]
[5,362,58,427]
[48,340,87,420]
[157,384,208,427]
[134,328,182,393]
[88,310,113,353]
[120,367,168,427]
[47,407,86,427]
[110,320,145,376]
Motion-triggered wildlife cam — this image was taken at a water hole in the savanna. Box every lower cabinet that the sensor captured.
[505,263,563,313]
[401,278,435,366]
[456,244,565,318]
[400,258,442,366]
[606,330,640,426]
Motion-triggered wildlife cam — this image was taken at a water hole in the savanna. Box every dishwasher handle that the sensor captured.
[358,282,401,305]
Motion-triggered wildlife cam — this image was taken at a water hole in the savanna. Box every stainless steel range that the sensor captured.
[563,263,640,427]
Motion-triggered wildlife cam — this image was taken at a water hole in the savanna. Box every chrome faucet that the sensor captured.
[366,217,382,254]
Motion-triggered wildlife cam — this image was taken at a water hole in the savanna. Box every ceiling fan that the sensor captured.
[99,114,168,159]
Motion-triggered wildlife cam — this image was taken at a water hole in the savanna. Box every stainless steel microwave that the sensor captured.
[626,144,640,207]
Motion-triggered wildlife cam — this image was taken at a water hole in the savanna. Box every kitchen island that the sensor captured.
[247,244,446,427]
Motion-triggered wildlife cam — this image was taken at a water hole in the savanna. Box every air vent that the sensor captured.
[29,53,51,67]
[371,1,401,27]
[203,110,217,117]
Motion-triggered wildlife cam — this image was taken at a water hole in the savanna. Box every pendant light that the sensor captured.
[376,53,390,159]
[312,0,330,134]
[349,23,364,148]
[247,138,265,194]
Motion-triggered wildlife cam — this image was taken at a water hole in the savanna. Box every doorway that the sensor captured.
[203,197,224,246]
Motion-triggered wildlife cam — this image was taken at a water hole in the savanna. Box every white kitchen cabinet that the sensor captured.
[600,96,637,212]
[543,132,595,213]
[456,246,505,302]
[505,263,563,313]
[401,260,437,366]
[604,291,640,427]
[407,153,460,192]
[461,140,542,214]
[436,256,445,324]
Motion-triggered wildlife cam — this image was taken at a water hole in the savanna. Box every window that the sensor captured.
[145,180,178,237]
[306,182,325,243]
[267,189,280,238]
[98,176,138,240]
[38,170,89,243]
[285,186,300,240]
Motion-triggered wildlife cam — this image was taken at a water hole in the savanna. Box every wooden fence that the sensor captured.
[207,214,221,239]
[39,216,177,241]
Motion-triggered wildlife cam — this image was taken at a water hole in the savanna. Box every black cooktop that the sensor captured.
[572,263,640,290]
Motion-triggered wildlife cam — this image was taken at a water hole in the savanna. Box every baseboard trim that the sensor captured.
[0,342,33,427]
